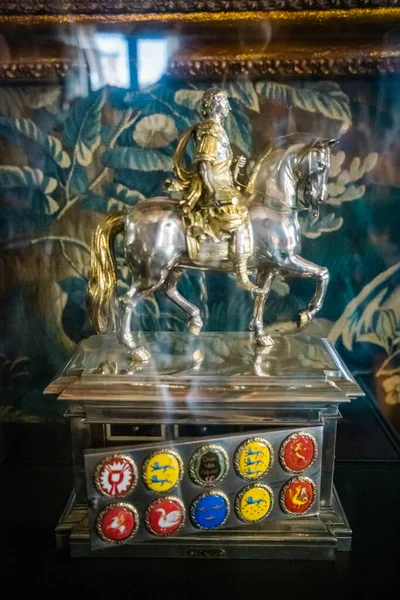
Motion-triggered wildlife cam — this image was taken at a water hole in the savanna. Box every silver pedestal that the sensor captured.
[46,331,363,560]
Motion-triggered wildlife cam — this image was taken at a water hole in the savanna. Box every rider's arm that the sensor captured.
[193,121,220,204]
[232,155,247,189]
[199,161,216,198]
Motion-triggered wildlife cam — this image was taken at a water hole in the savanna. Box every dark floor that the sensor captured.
[0,391,399,598]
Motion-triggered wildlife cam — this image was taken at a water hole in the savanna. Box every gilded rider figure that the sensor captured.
[167,87,258,293]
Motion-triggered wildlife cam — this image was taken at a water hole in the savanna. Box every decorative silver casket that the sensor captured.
[45,330,363,560]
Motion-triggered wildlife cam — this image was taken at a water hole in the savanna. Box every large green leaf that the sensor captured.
[82,185,145,214]
[102,147,172,171]
[0,166,57,193]
[122,84,192,131]
[105,183,146,206]
[225,101,252,155]
[107,184,146,213]
[255,81,352,125]
[63,88,106,166]
[81,194,109,214]
[0,117,71,168]
[0,166,58,214]
[114,169,167,197]
[300,211,343,239]
[68,163,89,197]
[372,308,398,353]
[174,89,203,113]
[225,81,260,113]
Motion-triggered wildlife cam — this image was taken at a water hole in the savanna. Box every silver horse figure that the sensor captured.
[88,96,336,362]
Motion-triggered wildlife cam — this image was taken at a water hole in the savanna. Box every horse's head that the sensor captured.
[246,135,338,216]
[294,138,337,219]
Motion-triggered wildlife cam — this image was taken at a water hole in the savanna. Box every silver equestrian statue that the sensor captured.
[87,87,336,361]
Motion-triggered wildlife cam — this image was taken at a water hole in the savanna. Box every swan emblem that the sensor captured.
[155,507,181,529]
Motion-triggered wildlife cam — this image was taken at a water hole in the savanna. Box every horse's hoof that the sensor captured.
[297,310,312,328]
[117,332,137,351]
[255,333,274,347]
[131,346,151,362]
[187,319,203,336]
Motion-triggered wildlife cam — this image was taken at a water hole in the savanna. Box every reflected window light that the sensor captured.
[137,38,168,89]
[93,33,130,89]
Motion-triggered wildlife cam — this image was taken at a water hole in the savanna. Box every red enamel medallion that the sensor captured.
[97,503,138,543]
[281,477,316,514]
[145,497,185,537]
[280,433,316,472]
[95,454,137,497]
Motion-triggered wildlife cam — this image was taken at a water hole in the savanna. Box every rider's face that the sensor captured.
[218,95,230,118]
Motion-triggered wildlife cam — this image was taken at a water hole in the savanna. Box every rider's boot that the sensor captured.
[234,255,259,293]
[230,227,260,294]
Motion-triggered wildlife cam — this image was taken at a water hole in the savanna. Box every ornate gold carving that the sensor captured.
[168,44,400,77]
[1,52,398,81]
[169,55,400,76]
[0,1,397,16]
[0,60,81,81]
[0,7,400,25]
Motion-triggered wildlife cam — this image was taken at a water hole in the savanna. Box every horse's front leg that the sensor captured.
[249,269,276,346]
[281,255,329,328]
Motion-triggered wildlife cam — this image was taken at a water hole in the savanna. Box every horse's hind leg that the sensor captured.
[118,285,154,361]
[119,266,169,360]
[249,269,275,346]
[163,270,203,335]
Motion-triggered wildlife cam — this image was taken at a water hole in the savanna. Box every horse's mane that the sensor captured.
[267,133,318,149]
[246,134,325,199]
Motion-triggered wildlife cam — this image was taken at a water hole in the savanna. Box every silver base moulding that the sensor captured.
[56,486,352,560]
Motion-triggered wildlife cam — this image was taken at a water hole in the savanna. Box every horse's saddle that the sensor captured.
[186,222,253,265]
[187,235,230,263]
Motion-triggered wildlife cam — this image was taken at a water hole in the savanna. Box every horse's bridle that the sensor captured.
[293,143,322,212]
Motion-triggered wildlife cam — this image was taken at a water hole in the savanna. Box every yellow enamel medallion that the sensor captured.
[234,437,273,480]
[235,484,273,523]
[142,450,183,493]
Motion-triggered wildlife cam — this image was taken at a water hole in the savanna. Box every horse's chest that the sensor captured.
[264,212,301,256]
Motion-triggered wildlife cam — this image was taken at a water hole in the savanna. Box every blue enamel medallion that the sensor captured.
[191,492,229,529]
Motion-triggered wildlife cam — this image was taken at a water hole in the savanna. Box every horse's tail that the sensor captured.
[87,212,125,334]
